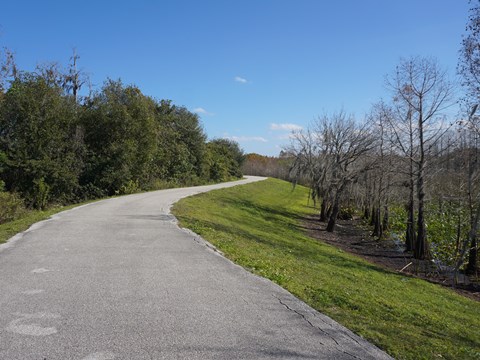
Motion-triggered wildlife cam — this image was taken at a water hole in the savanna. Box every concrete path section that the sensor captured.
[0,176,392,359]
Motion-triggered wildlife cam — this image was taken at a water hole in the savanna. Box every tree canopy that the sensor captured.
[0,53,245,208]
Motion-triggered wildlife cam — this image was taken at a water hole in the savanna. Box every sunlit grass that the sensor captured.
[172,178,480,360]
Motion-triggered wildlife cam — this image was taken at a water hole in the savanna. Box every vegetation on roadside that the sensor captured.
[0,174,246,245]
[172,178,480,360]
[0,50,245,215]
[0,201,92,244]
[242,152,292,181]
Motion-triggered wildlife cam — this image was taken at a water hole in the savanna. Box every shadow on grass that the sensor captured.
[220,197,310,236]
[183,196,408,282]
[183,211,402,282]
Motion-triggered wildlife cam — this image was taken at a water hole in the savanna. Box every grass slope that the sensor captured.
[172,178,480,360]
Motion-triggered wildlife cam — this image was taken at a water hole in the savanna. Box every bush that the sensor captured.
[32,178,50,210]
[117,179,141,195]
[0,191,25,224]
[77,183,106,201]
[338,206,356,220]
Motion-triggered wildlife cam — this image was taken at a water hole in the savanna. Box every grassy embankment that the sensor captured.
[172,178,480,360]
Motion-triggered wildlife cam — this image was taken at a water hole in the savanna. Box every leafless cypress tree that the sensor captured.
[0,47,17,94]
[289,111,376,232]
[63,49,87,102]
[387,57,454,260]
[368,102,395,239]
[458,0,480,275]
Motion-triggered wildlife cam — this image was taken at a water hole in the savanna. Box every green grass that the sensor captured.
[172,178,480,360]
[0,201,97,245]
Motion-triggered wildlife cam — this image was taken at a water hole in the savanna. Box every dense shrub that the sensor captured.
[0,181,25,224]
[0,72,244,210]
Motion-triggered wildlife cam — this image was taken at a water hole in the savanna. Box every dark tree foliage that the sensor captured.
[0,73,84,208]
[80,79,157,196]
[0,61,244,208]
[207,138,245,181]
[154,100,208,183]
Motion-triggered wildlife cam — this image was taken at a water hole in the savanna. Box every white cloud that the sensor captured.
[234,76,248,83]
[226,136,268,143]
[277,133,297,140]
[270,123,303,131]
[193,107,213,115]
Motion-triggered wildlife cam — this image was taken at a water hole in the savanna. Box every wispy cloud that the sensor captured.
[226,135,268,143]
[277,133,297,140]
[234,76,248,84]
[270,123,303,131]
[193,107,213,115]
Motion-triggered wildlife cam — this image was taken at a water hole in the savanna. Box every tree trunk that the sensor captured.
[370,206,376,226]
[415,192,428,259]
[326,203,333,219]
[326,181,348,233]
[382,205,389,232]
[326,200,339,232]
[466,203,480,275]
[405,154,415,251]
[319,198,327,222]
[466,234,478,275]
[372,207,381,237]
[363,205,370,220]
[415,109,429,260]
[406,209,415,252]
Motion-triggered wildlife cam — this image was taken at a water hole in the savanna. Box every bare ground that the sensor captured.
[304,215,480,302]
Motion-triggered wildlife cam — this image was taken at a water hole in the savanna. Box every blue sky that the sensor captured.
[0,0,469,155]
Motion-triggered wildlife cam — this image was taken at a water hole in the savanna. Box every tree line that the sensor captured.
[241,152,291,181]
[258,4,480,279]
[0,51,244,215]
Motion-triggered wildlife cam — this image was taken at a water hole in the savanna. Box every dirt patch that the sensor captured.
[304,215,480,302]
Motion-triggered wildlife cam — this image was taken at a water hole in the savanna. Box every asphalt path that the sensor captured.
[0,176,392,359]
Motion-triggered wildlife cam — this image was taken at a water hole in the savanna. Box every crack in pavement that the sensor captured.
[0,177,393,360]
[343,350,362,359]
[343,331,362,346]
[274,295,376,359]
[274,295,335,347]
[310,311,363,347]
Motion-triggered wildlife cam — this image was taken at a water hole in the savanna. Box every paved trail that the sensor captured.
[0,176,392,359]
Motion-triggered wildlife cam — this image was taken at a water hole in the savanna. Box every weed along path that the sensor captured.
[0,176,390,360]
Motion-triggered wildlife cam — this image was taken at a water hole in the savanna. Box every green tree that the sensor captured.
[206,138,244,181]
[80,79,157,195]
[153,100,208,183]
[0,73,84,208]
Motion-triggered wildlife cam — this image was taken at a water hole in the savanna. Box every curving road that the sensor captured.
[0,176,392,360]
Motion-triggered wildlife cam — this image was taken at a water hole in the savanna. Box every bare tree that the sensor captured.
[459,1,480,109]
[35,62,64,87]
[63,48,87,102]
[288,128,329,211]
[368,102,395,239]
[459,1,480,275]
[387,57,455,260]
[458,107,480,276]
[289,111,376,232]
[385,85,418,252]
[0,47,17,94]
